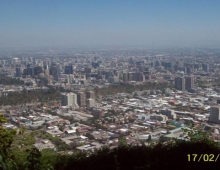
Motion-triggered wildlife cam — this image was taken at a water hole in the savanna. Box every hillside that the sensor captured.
[1,114,220,170]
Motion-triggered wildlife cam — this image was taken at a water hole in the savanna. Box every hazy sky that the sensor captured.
[1,0,220,48]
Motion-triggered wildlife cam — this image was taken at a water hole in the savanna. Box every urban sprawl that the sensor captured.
[1,48,220,153]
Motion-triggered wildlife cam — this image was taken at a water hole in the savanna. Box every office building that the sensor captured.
[186,66,192,74]
[128,72,134,81]
[175,77,185,91]
[64,65,73,74]
[209,106,220,124]
[27,64,35,77]
[84,67,92,74]
[34,66,43,76]
[202,64,209,72]
[185,76,194,90]
[122,73,128,82]
[15,67,22,77]
[50,64,61,81]
[133,72,145,82]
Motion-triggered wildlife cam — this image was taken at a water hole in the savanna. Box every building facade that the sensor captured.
[175,77,185,91]
[209,106,220,124]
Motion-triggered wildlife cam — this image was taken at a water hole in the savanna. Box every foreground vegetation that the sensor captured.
[1,114,220,170]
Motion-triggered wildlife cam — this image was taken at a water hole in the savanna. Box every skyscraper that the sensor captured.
[15,67,22,77]
[185,76,194,90]
[27,64,35,77]
[175,77,185,91]
[202,64,209,72]
[64,65,73,74]
[209,106,220,124]
[50,64,61,81]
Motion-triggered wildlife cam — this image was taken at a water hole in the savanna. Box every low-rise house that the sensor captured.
[46,129,64,137]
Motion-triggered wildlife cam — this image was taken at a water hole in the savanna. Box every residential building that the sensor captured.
[77,92,86,106]
[61,93,78,107]
[86,98,95,107]
[86,91,95,99]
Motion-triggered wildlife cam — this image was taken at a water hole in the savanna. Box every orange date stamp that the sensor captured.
[187,154,220,162]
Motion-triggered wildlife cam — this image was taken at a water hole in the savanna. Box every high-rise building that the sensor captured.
[155,60,161,67]
[64,65,73,74]
[175,77,185,91]
[108,76,119,83]
[209,106,220,124]
[128,72,134,81]
[128,57,135,65]
[202,64,209,72]
[122,73,128,82]
[194,63,201,71]
[34,66,43,76]
[50,64,61,81]
[145,74,151,81]
[77,92,86,106]
[15,67,22,77]
[66,75,73,84]
[60,93,68,106]
[162,61,173,69]
[133,72,145,82]
[179,67,186,73]
[186,66,192,74]
[105,71,113,79]
[60,93,78,107]
[92,62,99,69]
[185,76,194,90]
[160,109,176,119]
[86,98,95,107]
[84,67,92,74]
[26,64,35,77]
[86,91,95,99]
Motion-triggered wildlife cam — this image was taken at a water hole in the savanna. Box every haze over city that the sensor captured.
[1,0,220,48]
[2,1,220,170]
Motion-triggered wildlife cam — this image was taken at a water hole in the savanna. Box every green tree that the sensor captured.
[19,126,26,135]
[118,136,128,148]
[0,114,16,168]
[24,148,41,170]
[0,114,16,170]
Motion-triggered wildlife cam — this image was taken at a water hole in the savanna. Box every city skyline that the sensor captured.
[1,0,220,48]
